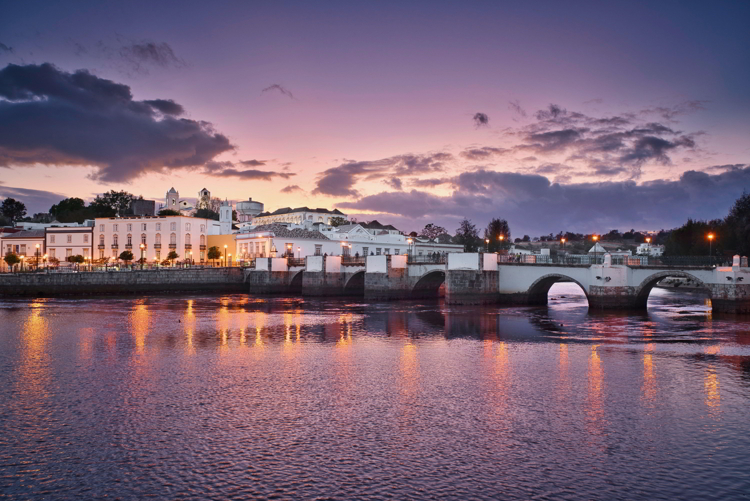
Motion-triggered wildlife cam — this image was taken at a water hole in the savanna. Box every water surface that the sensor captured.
[1,284,749,500]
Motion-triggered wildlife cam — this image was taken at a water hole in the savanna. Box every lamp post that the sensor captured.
[20,255,24,272]
[707,233,714,261]
[43,254,48,272]
[139,243,145,270]
[407,238,413,256]
[188,251,193,266]
[35,244,40,270]
[485,238,489,252]
[223,244,228,266]
[228,253,232,267]
[340,241,346,256]
[592,235,599,264]
[297,246,301,259]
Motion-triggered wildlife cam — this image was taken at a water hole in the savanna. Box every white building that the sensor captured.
[94,215,224,263]
[45,226,94,262]
[321,221,410,256]
[234,223,340,261]
[252,206,346,226]
[1,229,45,270]
[636,243,664,256]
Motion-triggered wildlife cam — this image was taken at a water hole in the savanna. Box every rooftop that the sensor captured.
[256,207,345,217]
[2,229,45,239]
[244,223,329,240]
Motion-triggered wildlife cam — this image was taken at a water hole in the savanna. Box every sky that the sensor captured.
[1,0,749,236]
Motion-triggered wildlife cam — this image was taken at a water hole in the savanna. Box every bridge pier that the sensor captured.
[245,258,301,294]
[364,255,413,300]
[444,254,499,305]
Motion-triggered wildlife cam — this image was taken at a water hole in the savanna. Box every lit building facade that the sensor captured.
[252,207,346,226]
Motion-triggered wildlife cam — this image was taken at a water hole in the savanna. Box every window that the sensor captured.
[141,234,147,245]
[315,245,322,256]
[363,247,369,256]
[170,233,176,244]
[186,223,191,231]
[99,250,104,259]
[113,224,118,232]
[141,223,147,231]
[285,243,293,257]
[113,234,118,245]
[83,248,89,257]
[185,233,191,244]
[200,235,205,246]
[385,248,390,255]
[156,251,161,261]
[112,249,117,258]
[84,234,89,243]
[395,249,400,255]
[49,249,56,259]
[50,235,56,243]
[200,224,205,232]
[155,233,161,244]
[200,251,205,261]
[156,223,161,231]
[99,224,104,232]
[127,224,132,231]
[170,222,176,231]
[127,234,132,246]
[376,248,381,255]
[67,235,72,243]
[66,249,72,258]
[171,198,176,205]
[99,235,104,245]
[20,245,26,254]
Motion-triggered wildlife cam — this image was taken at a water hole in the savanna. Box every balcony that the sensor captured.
[97,244,105,250]
[184,244,192,250]
[200,245,206,250]
[111,244,119,249]
[169,243,177,249]
[153,243,161,249]
[125,244,133,250]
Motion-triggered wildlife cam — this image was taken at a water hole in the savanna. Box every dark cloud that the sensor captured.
[119,40,186,72]
[535,104,567,121]
[0,43,12,54]
[533,163,573,175]
[240,159,267,166]
[526,128,586,153]
[262,84,294,99]
[0,185,66,214]
[280,184,303,194]
[591,165,628,176]
[312,153,452,197]
[384,177,403,190]
[473,112,489,127]
[339,166,750,236]
[204,160,293,181]
[640,100,707,121]
[142,99,184,116]
[0,63,234,182]
[508,100,526,118]
[618,135,695,166]
[410,178,449,187]
[459,147,508,161]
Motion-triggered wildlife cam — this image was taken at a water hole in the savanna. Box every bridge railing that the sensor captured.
[407,254,447,264]
[498,253,730,267]
[498,254,603,265]
[287,257,306,267]
[341,256,366,266]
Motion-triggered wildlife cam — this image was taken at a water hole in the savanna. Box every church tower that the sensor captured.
[166,187,179,212]
[197,188,211,210]
[219,199,232,234]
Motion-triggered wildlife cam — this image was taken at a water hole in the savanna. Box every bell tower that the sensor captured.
[219,199,232,234]
[166,187,179,212]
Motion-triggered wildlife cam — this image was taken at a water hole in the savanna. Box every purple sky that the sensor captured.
[1,0,749,236]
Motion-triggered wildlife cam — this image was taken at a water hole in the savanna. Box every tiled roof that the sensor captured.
[361,220,399,231]
[2,229,45,239]
[248,224,329,240]
[256,207,345,217]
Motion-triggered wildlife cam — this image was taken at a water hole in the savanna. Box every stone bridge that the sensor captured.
[245,253,750,313]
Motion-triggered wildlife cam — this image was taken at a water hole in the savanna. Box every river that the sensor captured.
[1,284,749,500]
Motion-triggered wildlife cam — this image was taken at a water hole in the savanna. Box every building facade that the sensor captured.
[45,226,94,262]
[252,207,346,226]
[94,215,219,263]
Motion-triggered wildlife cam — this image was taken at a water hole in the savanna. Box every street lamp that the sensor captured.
[228,253,232,267]
[707,233,714,260]
[407,238,413,256]
[43,254,48,271]
[223,244,228,266]
[139,243,145,270]
[297,246,301,259]
[561,237,566,249]
[485,238,489,252]
[35,244,40,270]
[592,235,599,264]
[188,250,193,266]
[20,255,24,272]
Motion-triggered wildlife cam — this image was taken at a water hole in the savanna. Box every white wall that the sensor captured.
[367,255,388,273]
[448,253,479,270]
[46,228,93,261]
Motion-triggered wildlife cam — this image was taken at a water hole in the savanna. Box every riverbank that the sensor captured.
[0,268,245,296]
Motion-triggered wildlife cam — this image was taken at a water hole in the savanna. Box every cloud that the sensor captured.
[240,159,267,166]
[410,178,449,187]
[204,161,294,181]
[262,84,294,99]
[473,112,489,127]
[0,43,12,54]
[384,177,403,190]
[459,147,508,161]
[118,40,186,73]
[508,100,526,118]
[640,100,707,121]
[312,152,452,197]
[535,104,567,121]
[339,166,750,235]
[0,185,66,214]
[280,184,303,194]
[0,63,234,182]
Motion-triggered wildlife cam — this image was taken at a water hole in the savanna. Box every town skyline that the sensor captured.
[1,0,750,236]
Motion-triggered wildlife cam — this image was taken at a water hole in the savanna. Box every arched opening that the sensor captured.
[634,271,711,309]
[344,271,365,296]
[289,271,304,293]
[527,274,589,306]
[412,270,445,298]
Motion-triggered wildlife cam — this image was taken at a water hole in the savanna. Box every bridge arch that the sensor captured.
[289,270,304,293]
[633,270,711,308]
[344,271,365,295]
[412,270,446,298]
[526,273,589,306]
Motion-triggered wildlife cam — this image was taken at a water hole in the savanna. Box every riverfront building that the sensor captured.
[252,206,346,226]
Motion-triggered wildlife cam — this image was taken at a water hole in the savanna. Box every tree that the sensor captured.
[483,218,511,252]
[329,216,349,227]
[49,197,96,223]
[419,223,448,240]
[1,198,27,223]
[167,250,179,265]
[725,191,750,256]
[90,190,136,216]
[119,250,134,264]
[454,218,480,252]
[195,208,219,220]
[158,209,181,216]
[209,197,223,214]
[4,253,20,269]
[207,246,221,265]
[665,219,724,256]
